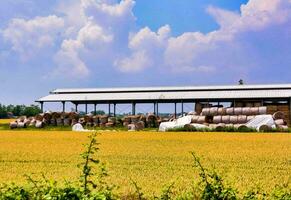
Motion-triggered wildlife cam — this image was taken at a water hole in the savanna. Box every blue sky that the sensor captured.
[0,0,291,109]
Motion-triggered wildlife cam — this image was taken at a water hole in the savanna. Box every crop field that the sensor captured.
[0,130,290,196]
[0,119,14,124]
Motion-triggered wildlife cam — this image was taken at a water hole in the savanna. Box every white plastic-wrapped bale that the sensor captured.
[201,108,210,116]
[217,108,226,115]
[242,107,252,115]
[197,116,206,124]
[213,116,222,124]
[234,107,242,115]
[258,107,267,115]
[237,115,247,124]
[221,115,230,124]
[247,115,255,122]
[250,107,259,115]
[230,116,238,124]
[191,115,199,123]
[226,107,234,115]
[209,107,218,116]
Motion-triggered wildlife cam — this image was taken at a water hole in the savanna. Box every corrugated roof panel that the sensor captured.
[37,88,291,102]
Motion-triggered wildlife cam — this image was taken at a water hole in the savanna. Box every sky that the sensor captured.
[0,0,291,108]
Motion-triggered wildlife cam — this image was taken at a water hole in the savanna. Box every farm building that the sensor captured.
[36,84,291,125]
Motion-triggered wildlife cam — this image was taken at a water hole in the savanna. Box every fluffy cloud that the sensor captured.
[52,0,135,78]
[1,0,291,81]
[116,25,170,72]
[3,15,64,61]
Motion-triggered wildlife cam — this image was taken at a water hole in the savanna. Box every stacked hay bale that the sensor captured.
[99,115,109,128]
[126,115,145,131]
[194,105,289,131]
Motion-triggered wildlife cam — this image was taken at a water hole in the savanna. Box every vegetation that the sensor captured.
[0,104,41,118]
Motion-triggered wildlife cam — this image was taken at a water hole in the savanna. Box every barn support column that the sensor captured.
[94,103,97,115]
[113,103,116,117]
[85,103,88,114]
[156,102,159,116]
[40,102,44,113]
[62,101,65,112]
[75,103,78,112]
[289,98,291,125]
[108,103,111,116]
[154,102,157,115]
[174,102,177,119]
[132,102,136,115]
[181,101,184,116]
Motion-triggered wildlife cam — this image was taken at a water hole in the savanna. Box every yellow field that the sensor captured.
[0,131,290,195]
[0,119,14,124]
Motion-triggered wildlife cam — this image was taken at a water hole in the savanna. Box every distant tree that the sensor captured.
[21,105,41,117]
[238,79,244,85]
[90,110,105,115]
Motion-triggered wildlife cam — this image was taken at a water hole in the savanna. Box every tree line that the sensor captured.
[0,104,41,118]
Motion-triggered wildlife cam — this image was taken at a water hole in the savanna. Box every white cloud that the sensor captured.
[3,15,64,61]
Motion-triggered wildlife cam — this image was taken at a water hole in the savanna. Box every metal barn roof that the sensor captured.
[37,84,291,103]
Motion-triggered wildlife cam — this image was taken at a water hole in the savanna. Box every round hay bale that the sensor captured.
[201,108,210,116]
[105,122,114,127]
[122,116,131,123]
[93,116,99,126]
[221,115,230,124]
[51,112,61,119]
[258,106,267,115]
[29,119,36,126]
[245,102,254,107]
[135,121,145,130]
[197,116,206,124]
[273,111,285,120]
[237,115,247,124]
[258,124,271,132]
[191,115,199,123]
[242,107,251,115]
[250,107,259,115]
[234,107,242,115]
[43,112,52,121]
[230,116,238,124]
[275,119,285,126]
[108,117,116,124]
[209,107,218,116]
[17,122,26,128]
[9,122,18,129]
[63,118,71,126]
[225,124,234,128]
[213,116,222,124]
[130,115,140,123]
[35,114,44,121]
[215,123,226,131]
[123,121,129,127]
[68,112,79,120]
[277,125,289,131]
[127,124,136,131]
[84,115,93,123]
[99,115,108,124]
[146,114,158,128]
[247,115,255,122]
[236,124,248,131]
[50,118,56,126]
[226,108,234,115]
[217,108,226,115]
[35,121,43,128]
[56,118,63,126]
